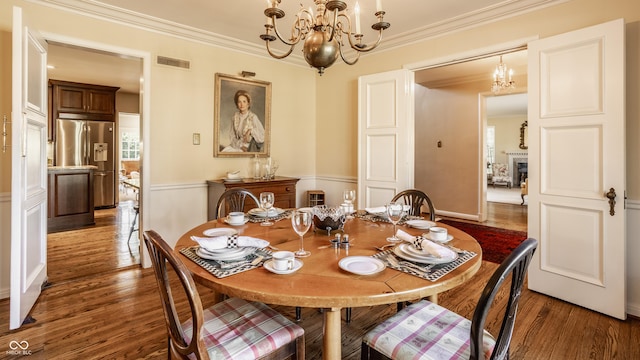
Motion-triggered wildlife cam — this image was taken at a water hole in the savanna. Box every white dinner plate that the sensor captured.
[422,233,454,243]
[248,208,285,218]
[196,247,254,261]
[264,259,303,274]
[394,244,457,264]
[405,220,436,229]
[202,228,238,237]
[224,218,249,226]
[199,246,246,255]
[222,178,243,183]
[339,256,386,275]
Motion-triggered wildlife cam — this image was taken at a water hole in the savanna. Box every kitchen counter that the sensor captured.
[48,166,95,232]
[47,165,98,172]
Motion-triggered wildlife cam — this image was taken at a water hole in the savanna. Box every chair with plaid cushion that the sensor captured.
[361,238,538,360]
[143,230,305,359]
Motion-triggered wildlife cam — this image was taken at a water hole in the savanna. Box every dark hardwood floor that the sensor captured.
[2,200,638,359]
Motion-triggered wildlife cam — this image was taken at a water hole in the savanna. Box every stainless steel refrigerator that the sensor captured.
[55,119,116,208]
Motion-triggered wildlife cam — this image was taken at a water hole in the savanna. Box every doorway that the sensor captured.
[411,47,528,226]
[46,42,144,283]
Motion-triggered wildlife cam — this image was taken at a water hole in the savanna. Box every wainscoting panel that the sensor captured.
[0,193,10,299]
[627,199,640,317]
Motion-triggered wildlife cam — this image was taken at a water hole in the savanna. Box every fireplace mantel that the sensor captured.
[506,151,528,185]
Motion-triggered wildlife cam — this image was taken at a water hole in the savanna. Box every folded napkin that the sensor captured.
[365,206,387,214]
[396,229,449,258]
[191,235,269,250]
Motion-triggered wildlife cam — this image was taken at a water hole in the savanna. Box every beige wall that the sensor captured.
[489,115,528,165]
[316,0,640,201]
[0,30,11,193]
[116,92,140,114]
[0,0,317,188]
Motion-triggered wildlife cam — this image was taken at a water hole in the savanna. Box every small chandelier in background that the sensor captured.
[491,55,515,94]
[260,0,390,75]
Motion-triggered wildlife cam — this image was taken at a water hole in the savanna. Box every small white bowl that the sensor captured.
[429,227,448,241]
[226,171,241,179]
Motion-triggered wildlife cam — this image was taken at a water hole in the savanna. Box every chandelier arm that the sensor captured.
[265,40,296,59]
[338,43,361,65]
[346,30,385,53]
[327,7,340,42]
[271,16,305,47]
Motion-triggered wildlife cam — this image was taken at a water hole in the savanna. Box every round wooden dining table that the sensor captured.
[175,214,482,360]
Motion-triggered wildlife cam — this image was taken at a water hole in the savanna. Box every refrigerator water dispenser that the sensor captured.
[94,143,108,162]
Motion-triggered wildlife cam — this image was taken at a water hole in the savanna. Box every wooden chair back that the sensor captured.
[391,189,436,220]
[143,230,209,359]
[215,188,260,219]
[470,237,538,359]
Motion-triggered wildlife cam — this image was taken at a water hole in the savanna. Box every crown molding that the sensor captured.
[28,0,309,68]
[372,0,569,53]
[30,0,568,70]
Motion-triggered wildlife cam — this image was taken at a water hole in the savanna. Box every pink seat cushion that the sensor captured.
[182,297,303,359]
[363,300,495,359]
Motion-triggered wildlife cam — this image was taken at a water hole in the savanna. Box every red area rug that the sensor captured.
[439,220,527,264]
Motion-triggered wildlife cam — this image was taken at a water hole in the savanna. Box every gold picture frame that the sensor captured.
[214,73,271,157]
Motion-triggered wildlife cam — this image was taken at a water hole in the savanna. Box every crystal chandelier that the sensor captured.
[491,55,515,94]
[260,0,390,75]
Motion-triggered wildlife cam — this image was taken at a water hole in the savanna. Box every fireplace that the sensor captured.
[506,151,528,185]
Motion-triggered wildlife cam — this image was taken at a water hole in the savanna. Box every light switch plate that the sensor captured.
[193,133,200,145]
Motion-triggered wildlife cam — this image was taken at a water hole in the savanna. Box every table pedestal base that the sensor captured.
[323,307,342,359]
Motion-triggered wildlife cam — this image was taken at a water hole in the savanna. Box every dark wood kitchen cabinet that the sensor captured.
[48,80,119,140]
[48,166,96,233]
[206,176,299,220]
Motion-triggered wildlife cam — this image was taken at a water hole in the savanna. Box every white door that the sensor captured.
[358,69,415,208]
[10,6,49,330]
[527,19,626,319]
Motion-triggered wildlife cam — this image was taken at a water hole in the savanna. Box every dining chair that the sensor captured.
[214,188,260,219]
[361,237,538,360]
[391,189,436,221]
[143,230,305,360]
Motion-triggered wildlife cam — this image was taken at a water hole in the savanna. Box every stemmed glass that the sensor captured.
[386,202,406,243]
[259,192,275,226]
[343,189,356,214]
[291,209,312,257]
[343,189,356,204]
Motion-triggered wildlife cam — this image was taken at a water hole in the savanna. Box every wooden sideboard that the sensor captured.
[206,176,299,220]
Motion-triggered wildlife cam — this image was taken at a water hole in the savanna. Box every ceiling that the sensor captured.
[43,0,541,114]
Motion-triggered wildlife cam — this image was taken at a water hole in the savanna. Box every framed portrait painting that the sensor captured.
[214,73,272,157]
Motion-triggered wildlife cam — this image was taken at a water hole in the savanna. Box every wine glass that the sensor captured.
[259,192,275,226]
[343,189,356,215]
[386,202,406,243]
[292,209,312,257]
[343,189,356,204]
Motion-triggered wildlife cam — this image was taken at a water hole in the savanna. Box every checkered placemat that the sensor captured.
[353,210,422,225]
[180,246,272,278]
[372,249,477,282]
[247,209,292,223]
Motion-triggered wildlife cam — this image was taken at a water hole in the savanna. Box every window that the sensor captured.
[486,126,496,167]
[121,132,140,160]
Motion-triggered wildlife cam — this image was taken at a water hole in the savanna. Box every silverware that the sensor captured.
[385,254,430,276]
[250,255,264,266]
[268,245,279,250]
[374,243,396,251]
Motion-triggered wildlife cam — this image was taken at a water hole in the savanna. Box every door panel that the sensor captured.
[358,70,414,208]
[528,19,626,319]
[10,5,48,329]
